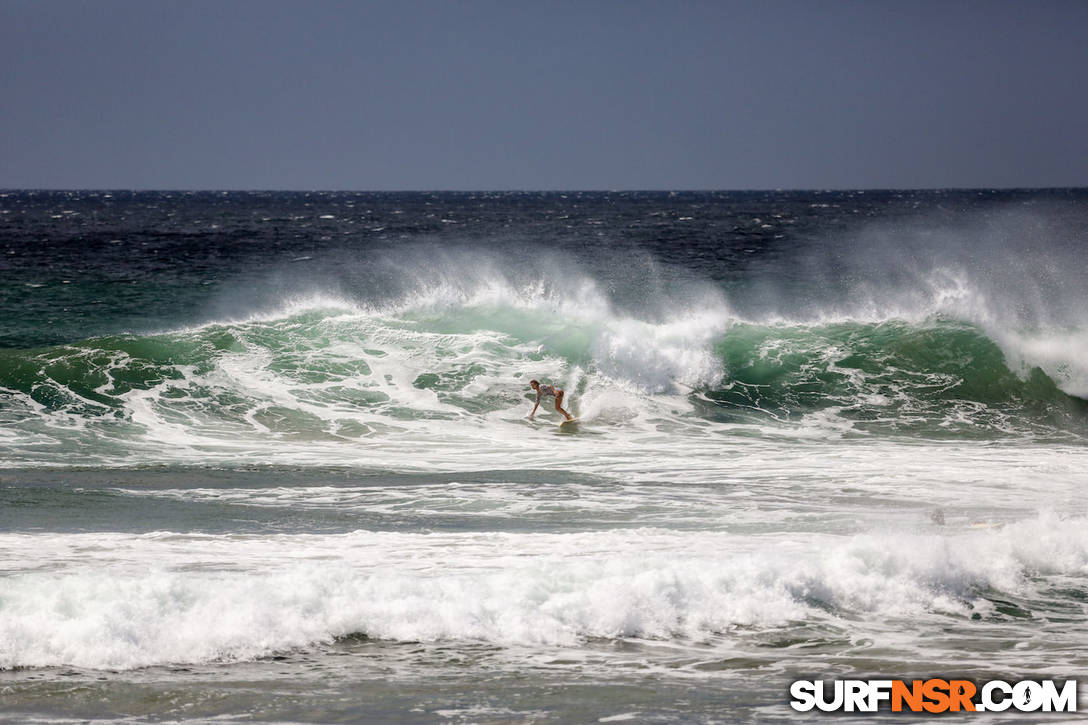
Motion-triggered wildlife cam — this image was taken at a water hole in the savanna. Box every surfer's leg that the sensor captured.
[555,391,572,420]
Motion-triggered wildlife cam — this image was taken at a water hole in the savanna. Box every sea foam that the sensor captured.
[2,515,1085,670]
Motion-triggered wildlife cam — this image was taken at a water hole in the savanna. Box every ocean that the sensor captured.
[2,189,1087,722]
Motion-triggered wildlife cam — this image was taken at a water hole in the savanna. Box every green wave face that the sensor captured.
[705,321,1087,438]
[1,304,1086,468]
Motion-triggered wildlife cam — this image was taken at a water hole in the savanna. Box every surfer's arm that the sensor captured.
[530,392,541,418]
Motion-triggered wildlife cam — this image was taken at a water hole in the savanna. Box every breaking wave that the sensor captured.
[2,259,1088,468]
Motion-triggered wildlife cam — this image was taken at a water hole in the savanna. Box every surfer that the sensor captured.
[529,380,573,421]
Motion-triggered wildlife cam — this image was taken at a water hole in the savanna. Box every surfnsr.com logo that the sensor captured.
[789,679,1077,713]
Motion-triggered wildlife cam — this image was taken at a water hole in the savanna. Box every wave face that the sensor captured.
[3,240,1088,467]
[708,319,1088,437]
[1,301,1086,468]
[2,189,1088,465]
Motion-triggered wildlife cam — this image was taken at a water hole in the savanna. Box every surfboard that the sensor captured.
[558,418,580,430]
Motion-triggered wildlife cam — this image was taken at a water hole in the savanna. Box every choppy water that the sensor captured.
[2,190,1087,722]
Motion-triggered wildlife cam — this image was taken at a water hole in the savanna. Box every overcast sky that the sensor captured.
[2,0,1086,190]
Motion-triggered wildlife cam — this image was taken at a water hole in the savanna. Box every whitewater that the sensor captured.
[2,190,1087,722]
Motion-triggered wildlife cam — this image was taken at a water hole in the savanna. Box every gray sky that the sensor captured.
[2,0,1086,190]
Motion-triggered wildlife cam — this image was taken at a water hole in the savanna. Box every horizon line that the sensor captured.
[3,186,1087,195]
